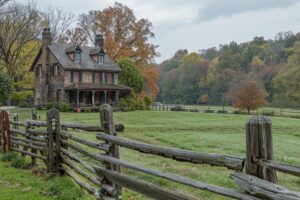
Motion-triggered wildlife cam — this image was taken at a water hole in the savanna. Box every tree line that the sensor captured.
[157,32,300,112]
[0,1,158,106]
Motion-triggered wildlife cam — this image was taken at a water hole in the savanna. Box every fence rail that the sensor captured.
[1,107,300,199]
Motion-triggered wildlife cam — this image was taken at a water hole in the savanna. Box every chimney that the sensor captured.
[95,34,104,48]
[42,28,52,45]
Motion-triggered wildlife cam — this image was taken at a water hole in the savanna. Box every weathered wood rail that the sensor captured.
[1,107,300,199]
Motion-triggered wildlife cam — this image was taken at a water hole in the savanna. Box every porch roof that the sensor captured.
[65,83,132,91]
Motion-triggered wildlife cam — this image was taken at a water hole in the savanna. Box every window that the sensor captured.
[92,72,95,83]
[112,73,115,84]
[74,51,81,63]
[99,55,104,64]
[53,64,59,76]
[79,72,82,83]
[36,65,42,77]
[71,71,74,83]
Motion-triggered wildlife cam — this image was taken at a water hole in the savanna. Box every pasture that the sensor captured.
[2,108,300,199]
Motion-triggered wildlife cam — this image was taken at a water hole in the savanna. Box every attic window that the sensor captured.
[99,54,104,64]
[74,51,81,63]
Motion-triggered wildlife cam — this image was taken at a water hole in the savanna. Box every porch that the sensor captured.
[65,83,132,109]
[67,90,119,107]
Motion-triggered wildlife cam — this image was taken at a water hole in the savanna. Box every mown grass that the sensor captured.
[3,108,300,199]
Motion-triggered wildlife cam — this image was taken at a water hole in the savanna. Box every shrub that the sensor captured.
[0,152,18,162]
[217,110,228,114]
[204,110,214,113]
[189,109,199,112]
[18,101,29,108]
[262,111,274,116]
[233,110,248,115]
[58,102,71,112]
[11,157,25,168]
[143,96,152,109]
[36,105,43,110]
[46,102,53,110]
[171,105,185,111]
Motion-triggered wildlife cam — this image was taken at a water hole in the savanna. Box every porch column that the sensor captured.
[92,90,95,107]
[76,90,79,106]
[104,90,107,103]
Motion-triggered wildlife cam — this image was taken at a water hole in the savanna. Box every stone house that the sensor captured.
[30,28,131,108]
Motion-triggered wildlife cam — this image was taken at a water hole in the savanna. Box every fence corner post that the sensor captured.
[245,115,277,183]
[47,109,61,173]
[99,104,120,200]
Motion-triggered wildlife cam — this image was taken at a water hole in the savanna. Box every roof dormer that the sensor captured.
[65,45,82,63]
[73,45,82,63]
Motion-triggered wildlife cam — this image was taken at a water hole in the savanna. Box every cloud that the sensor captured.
[197,0,300,21]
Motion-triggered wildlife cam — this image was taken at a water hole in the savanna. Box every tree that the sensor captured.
[117,58,144,93]
[230,80,267,114]
[0,2,40,79]
[0,73,12,105]
[64,27,88,45]
[78,2,158,66]
[272,41,300,108]
[0,0,9,10]
[40,5,75,43]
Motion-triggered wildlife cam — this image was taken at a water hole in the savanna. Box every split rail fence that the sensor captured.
[1,105,300,199]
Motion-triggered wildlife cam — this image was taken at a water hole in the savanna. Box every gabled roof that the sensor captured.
[30,43,122,72]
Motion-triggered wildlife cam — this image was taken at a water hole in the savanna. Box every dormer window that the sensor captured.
[99,54,104,64]
[74,51,81,63]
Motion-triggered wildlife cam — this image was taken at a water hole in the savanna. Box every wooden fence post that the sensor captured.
[31,108,37,120]
[47,109,61,173]
[99,104,120,200]
[0,110,10,153]
[245,115,277,183]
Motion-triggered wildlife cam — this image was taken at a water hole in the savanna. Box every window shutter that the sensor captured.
[92,72,95,83]
[79,72,82,82]
[71,71,74,83]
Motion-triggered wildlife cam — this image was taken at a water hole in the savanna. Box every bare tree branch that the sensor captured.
[41,5,75,43]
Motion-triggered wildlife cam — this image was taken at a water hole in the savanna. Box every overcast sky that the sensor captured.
[17,0,300,62]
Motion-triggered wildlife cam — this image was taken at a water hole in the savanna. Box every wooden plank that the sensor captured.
[254,158,300,177]
[231,172,300,200]
[61,154,117,196]
[94,166,197,200]
[11,147,47,161]
[96,133,244,171]
[62,140,256,200]
[10,129,47,142]
[10,139,46,151]
[27,128,48,136]
[60,130,110,152]
[61,163,97,194]
[10,136,47,147]
[25,120,47,127]
[61,123,105,132]
[9,121,27,127]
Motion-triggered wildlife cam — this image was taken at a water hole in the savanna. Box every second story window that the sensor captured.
[74,51,81,63]
[53,64,59,76]
[36,65,42,77]
[71,71,74,83]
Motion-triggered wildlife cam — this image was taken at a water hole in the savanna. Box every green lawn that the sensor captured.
[2,109,300,199]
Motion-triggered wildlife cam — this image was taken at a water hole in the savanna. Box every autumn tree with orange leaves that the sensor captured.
[78,2,159,98]
[231,80,268,114]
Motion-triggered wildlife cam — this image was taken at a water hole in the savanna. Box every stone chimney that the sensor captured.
[95,34,104,48]
[42,28,52,45]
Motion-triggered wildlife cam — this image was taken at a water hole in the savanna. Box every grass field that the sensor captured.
[2,108,300,199]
